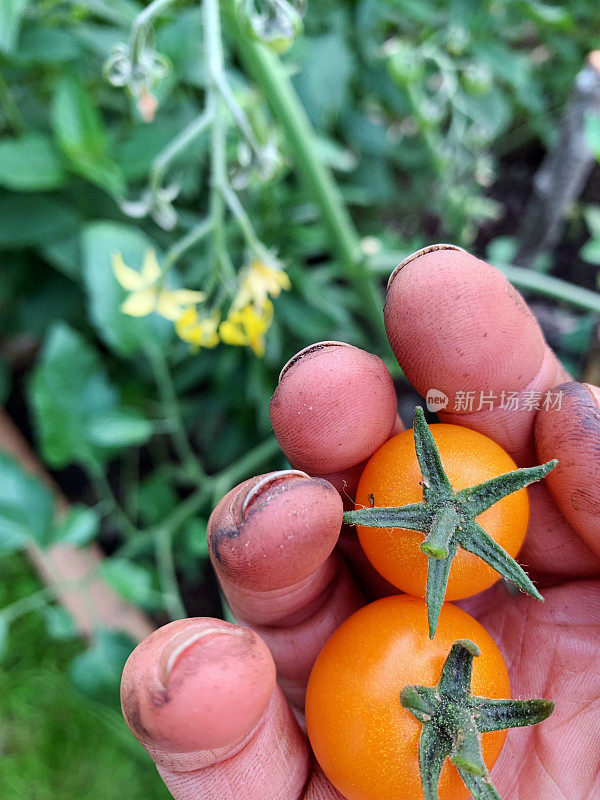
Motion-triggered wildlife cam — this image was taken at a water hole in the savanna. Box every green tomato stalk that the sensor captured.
[344,407,557,638]
[401,639,554,800]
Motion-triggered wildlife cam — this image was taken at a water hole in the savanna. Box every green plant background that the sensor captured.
[1,1,600,797]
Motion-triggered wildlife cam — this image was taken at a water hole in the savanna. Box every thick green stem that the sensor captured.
[205,0,236,294]
[227,4,386,346]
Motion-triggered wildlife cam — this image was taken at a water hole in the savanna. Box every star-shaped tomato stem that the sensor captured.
[400,639,554,800]
[343,406,557,637]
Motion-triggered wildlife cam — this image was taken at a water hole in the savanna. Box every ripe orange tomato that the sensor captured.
[305,595,510,800]
[354,424,529,600]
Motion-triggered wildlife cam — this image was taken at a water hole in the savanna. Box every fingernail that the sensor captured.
[387,244,467,290]
[160,623,246,683]
[278,341,353,383]
[241,469,309,519]
[584,383,600,409]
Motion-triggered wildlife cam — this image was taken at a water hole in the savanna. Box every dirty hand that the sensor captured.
[121,246,600,800]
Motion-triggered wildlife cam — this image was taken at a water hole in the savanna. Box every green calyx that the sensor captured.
[400,639,555,800]
[343,407,557,638]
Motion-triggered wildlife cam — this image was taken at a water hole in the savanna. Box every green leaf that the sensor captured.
[524,2,574,31]
[136,473,178,526]
[292,33,355,129]
[580,238,600,265]
[82,221,172,356]
[584,206,600,238]
[87,409,154,449]
[51,74,124,196]
[15,23,82,64]
[0,135,66,192]
[41,605,78,641]
[51,505,100,547]
[158,8,205,88]
[485,236,517,266]
[69,629,136,702]
[100,559,155,606]
[28,322,117,468]
[0,0,29,54]
[178,517,209,559]
[0,193,78,248]
[40,233,81,279]
[0,450,54,551]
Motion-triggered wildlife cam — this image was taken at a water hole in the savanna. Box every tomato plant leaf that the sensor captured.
[51,74,124,196]
[69,629,136,703]
[0,0,29,54]
[99,558,156,607]
[29,322,153,468]
[0,134,66,192]
[0,450,54,551]
[51,505,100,547]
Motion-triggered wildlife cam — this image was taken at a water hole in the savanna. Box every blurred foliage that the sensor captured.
[0,553,169,799]
[1,3,600,784]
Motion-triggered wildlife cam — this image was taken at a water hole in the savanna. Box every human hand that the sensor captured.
[121,245,600,800]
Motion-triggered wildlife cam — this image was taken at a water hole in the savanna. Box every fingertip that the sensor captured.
[208,471,343,591]
[386,243,467,290]
[384,246,546,403]
[535,381,600,557]
[270,341,397,474]
[121,619,276,759]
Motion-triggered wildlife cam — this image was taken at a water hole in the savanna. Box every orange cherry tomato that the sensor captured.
[355,424,529,600]
[305,595,510,800]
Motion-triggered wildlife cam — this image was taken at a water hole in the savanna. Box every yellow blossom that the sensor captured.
[233,259,290,311]
[219,300,274,357]
[112,249,205,321]
[175,307,220,349]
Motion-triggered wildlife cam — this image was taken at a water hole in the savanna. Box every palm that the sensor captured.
[121,247,600,800]
[463,481,600,800]
[470,579,600,800]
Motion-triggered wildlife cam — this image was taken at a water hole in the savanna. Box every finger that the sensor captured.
[121,618,311,800]
[515,481,600,579]
[384,245,569,464]
[208,471,363,706]
[269,342,399,482]
[269,342,401,599]
[535,381,600,560]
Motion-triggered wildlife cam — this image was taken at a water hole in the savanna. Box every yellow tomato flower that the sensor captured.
[175,307,220,349]
[112,249,205,321]
[233,259,291,311]
[219,300,274,357]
